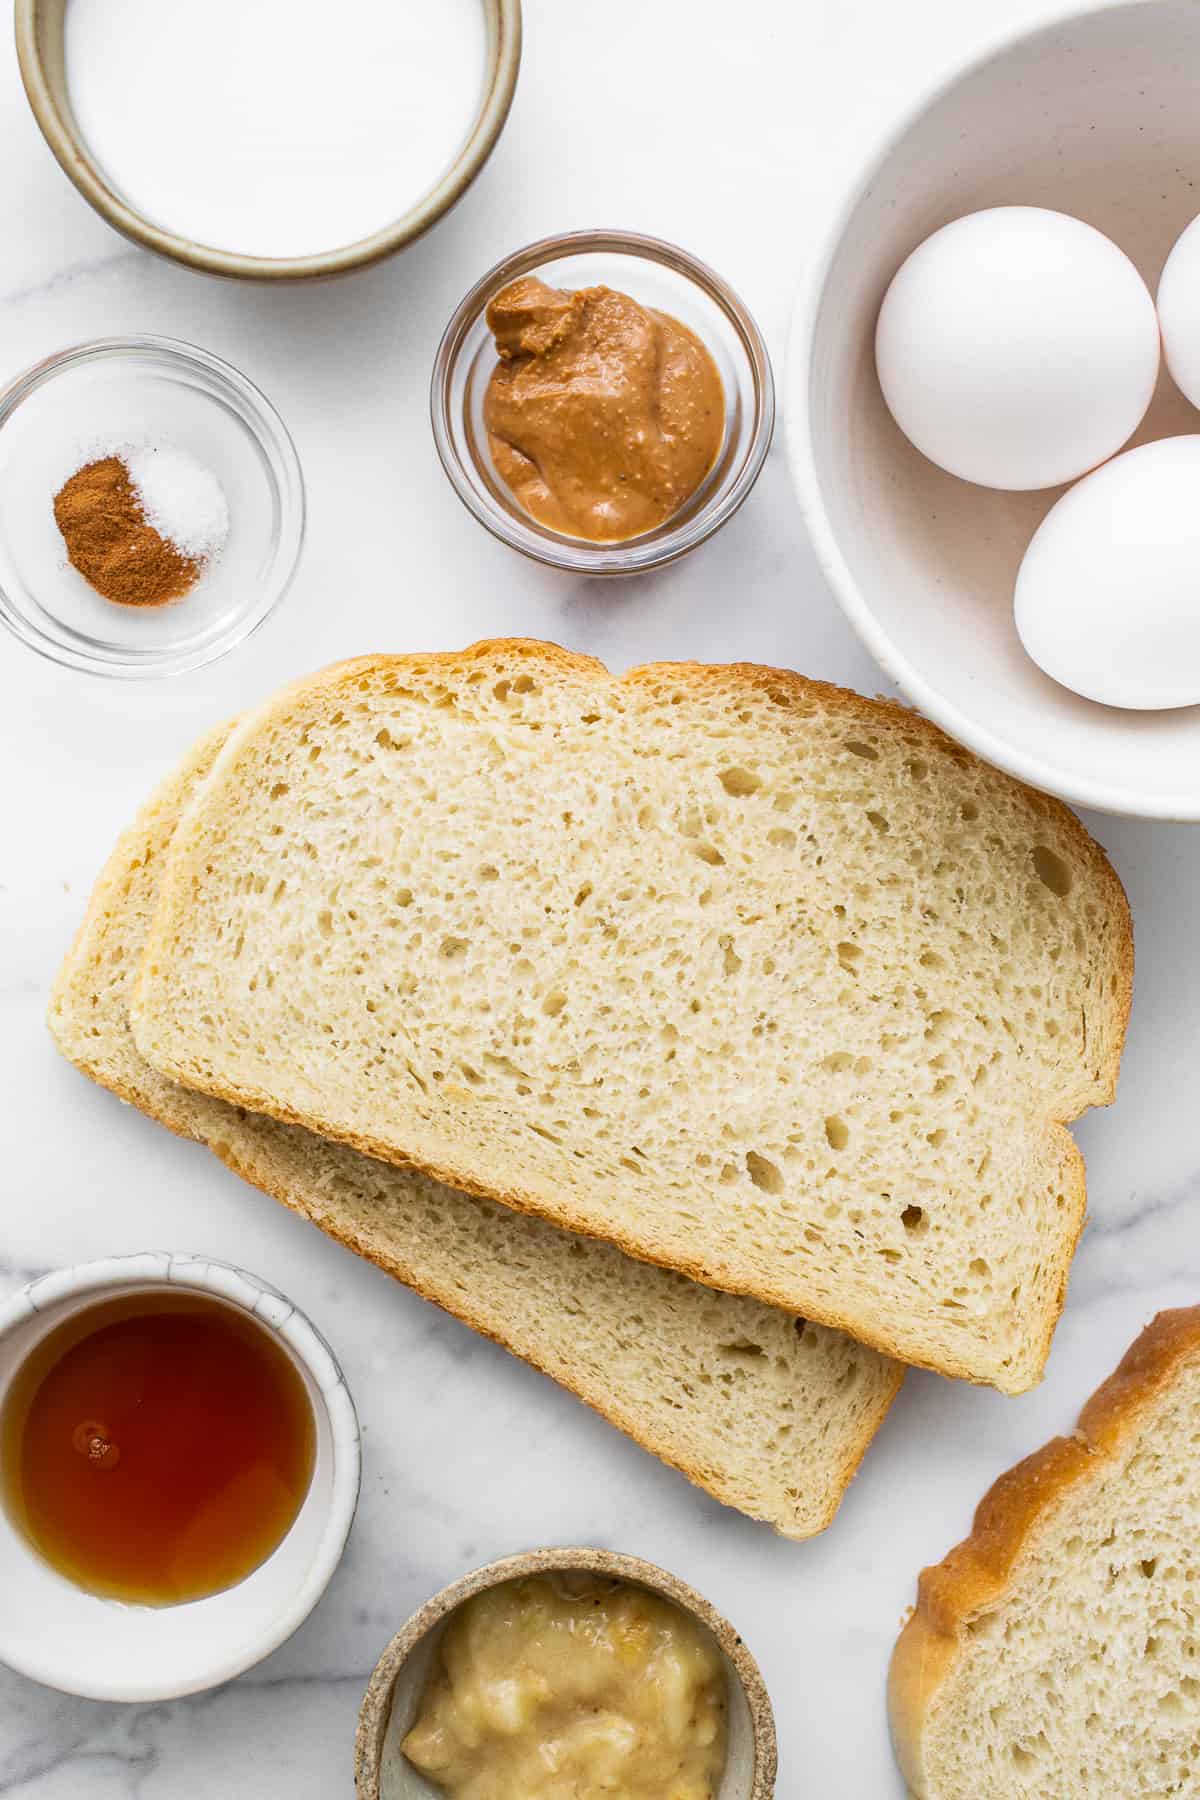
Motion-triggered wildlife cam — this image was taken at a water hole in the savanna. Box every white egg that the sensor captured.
[1015,437,1200,711]
[875,207,1159,491]
[1157,213,1200,411]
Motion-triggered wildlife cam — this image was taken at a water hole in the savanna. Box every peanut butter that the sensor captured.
[483,276,725,543]
[402,1571,729,1799]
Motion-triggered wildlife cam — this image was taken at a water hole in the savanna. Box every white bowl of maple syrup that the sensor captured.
[0,1252,360,1701]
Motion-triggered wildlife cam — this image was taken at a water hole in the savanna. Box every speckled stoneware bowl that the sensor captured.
[15,0,521,281]
[355,1546,778,1799]
[0,1253,360,1701]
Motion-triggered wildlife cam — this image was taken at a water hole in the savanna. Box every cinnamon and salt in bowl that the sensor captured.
[0,337,304,677]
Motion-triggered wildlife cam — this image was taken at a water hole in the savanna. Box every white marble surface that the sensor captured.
[2,0,1199,1792]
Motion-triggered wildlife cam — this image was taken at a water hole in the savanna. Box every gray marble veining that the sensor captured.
[2,0,1197,1792]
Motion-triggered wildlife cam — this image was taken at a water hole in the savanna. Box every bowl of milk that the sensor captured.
[16,0,521,279]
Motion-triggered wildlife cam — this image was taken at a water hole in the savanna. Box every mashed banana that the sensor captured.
[401,1570,729,1798]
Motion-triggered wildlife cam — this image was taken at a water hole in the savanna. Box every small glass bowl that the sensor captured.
[431,230,775,575]
[0,336,305,677]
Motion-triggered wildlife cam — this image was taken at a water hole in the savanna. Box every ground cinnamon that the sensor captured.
[53,456,201,607]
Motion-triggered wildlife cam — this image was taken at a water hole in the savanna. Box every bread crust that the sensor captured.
[130,639,1134,1392]
[49,726,902,1538]
[213,1129,905,1535]
[888,1306,1200,1795]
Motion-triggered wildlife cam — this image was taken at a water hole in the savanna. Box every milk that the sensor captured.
[65,0,489,259]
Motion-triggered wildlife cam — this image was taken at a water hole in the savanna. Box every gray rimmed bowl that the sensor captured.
[355,1546,778,1799]
[15,0,521,281]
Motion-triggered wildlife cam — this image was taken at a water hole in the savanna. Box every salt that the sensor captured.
[123,447,229,562]
[64,0,489,260]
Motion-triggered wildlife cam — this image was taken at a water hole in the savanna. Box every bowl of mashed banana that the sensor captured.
[354,1546,777,1799]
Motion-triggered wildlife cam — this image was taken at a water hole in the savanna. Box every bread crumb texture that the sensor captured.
[129,641,1132,1390]
[49,720,901,1539]
[890,1308,1200,1798]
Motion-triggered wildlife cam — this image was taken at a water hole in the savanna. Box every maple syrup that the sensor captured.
[0,1290,316,1606]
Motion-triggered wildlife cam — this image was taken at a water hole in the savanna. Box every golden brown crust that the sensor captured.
[888,1306,1200,1795]
[131,639,1133,1392]
[1075,1303,1200,1447]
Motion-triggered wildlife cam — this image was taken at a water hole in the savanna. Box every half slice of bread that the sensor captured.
[50,726,902,1539]
[130,641,1132,1390]
[890,1307,1200,1797]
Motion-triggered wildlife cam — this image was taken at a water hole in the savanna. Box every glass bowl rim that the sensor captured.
[430,228,776,576]
[0,333,306,679]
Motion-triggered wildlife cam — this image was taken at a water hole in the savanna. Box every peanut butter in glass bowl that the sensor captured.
[431,231,775,576]
[483,276,726,543]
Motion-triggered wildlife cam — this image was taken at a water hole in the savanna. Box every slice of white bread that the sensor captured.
[889,1306,1200,1797]
[49,725,903,1539]
[130,641,1132,1391]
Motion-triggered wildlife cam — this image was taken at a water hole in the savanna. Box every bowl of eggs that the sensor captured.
[789,0,1200,820]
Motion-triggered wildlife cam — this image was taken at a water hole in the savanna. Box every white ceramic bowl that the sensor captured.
[0,1254,360,1701]
[790,0,1200,820]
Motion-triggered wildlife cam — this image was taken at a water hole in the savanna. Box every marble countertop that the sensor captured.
[3,0,1199,1792]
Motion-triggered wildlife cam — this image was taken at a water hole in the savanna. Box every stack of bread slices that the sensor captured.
[50,639,1132,1538]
